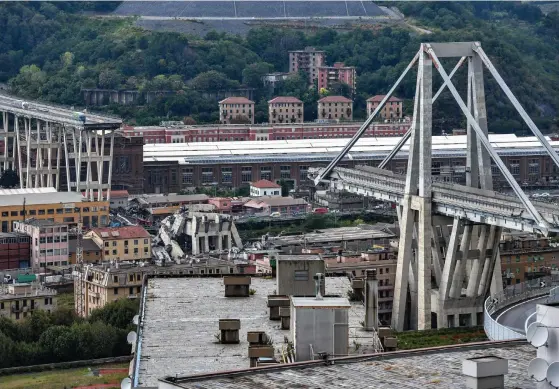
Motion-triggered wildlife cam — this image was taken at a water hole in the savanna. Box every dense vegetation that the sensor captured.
[1,2,558,133]
[0,298,138,368]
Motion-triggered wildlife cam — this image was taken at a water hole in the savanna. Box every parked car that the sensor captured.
[270,212,281,218]
[313,208,328,214]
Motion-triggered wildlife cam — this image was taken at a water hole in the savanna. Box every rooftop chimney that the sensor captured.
[364,269,378,331]
[218,319,240,344]
[314,273,324,300]
[462,356,508,389]
[223,276,251,297]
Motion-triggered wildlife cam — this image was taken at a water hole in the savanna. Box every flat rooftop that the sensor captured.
[168,342,535,389]
[142,134,559,164]
[0,190,87,207]
[273,225,395,246]
[0,93,121,129]
[135,276,374,387]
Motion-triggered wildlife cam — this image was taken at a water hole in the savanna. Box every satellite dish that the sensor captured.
[127,331,137,345]
[528,358,548,382]
[527,322,549,348]
[132,315,139,325]
[120,377,132,389]
[547,362,559,387]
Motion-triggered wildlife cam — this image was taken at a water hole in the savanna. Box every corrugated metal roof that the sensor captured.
[0,190,85,207]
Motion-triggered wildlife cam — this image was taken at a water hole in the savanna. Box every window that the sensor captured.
[294,270,309,281]
[299,166,309,180]
[129,287,134,295]
[134,240,138,245]
[134,248,139,254]
[280,165,291,179]
[112,241,117,247]
[113,276,118,282]
[221,167,233,184]
[114,288,118,295]
[144,247,148,253]
[202,167,214,183]
[260,166,272,181]
[129,274,134,282]
[144,239,148,244]
[57,208,63,214]
[509,159,520,176]
[137,286,141,293]
[11,211,17,216]
[241,167,252,183]
[112,250,117,255]
[104,242,109,247]
[125,248,129,254]
[105,250,109,255]
[182,167,194,184]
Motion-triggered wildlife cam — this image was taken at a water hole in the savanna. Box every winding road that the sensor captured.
[495,295,548,334]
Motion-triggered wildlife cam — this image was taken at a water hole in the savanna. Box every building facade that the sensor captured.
[0,233,31,270]
[69,237,102,264]
[0,283,57,321]
[499,234,559,285]
[317,96,353,121]
[318,62,356,95]
[268,97,304,124]
[0,189,109,233]
[123,121,410,144]
[13,220,70,270]
[288,47,326,84]
[367,95,403,120]
[262,72,291,91]
[86,226,151,262]
[243,196,310,216]
[219,97,255,124]
[143,134,559,193]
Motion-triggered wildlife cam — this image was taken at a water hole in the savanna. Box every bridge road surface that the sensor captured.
[495,295,547,334]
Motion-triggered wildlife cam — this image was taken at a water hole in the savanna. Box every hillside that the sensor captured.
[0,2,558,133]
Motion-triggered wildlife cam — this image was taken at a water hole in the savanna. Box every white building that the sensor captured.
[250,179,281,197]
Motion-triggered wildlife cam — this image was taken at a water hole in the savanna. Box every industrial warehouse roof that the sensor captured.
[134,276,375,387]
[163,342,535,389]
[143,134,559,165]
[272,225,395,246]
[0,190,86,207]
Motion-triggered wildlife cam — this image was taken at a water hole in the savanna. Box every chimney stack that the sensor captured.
[364,269,378,331]
[218,319,240,344]
[314,273,324,300]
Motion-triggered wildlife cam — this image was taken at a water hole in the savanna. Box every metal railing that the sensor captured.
[484,275,559,340]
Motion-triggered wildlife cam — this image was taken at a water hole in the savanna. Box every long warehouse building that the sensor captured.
[143,134,559,193]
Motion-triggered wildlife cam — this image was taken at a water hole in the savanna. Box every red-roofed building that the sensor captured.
[250,179,281,197]
[86,226,151,262]
[219,97,255,124]
[268,96,304,124]
[367,95,403,120]
[317,96,353,121]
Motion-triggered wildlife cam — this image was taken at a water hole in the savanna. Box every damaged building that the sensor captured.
[154,211,243,260]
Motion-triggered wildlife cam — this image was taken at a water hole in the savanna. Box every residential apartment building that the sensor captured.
[318,62,356,95]
[317,96,353,121]
[0,233,31,270]
[77,260,243,316]
[68,237,102,264]
[13,219,70,270]
[289,47,326,84]
[323,248,397,325]
[0,283,57,321]
[268,97,304,124]
[499,233,559,285]
[367,95,403,120]
[86,226,152,262]
[219,97,255,124]
[0,188,109,233]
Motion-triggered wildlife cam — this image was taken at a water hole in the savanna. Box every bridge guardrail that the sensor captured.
[484,276,559,340]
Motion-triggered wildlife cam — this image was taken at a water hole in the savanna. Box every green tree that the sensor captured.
[88,298,139,330]
[242,62,273,88]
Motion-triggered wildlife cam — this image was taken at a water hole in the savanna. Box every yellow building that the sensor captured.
[0,283,57,321]
[68,237,103,264]
[86,226,152,262]
[0,188,109,233]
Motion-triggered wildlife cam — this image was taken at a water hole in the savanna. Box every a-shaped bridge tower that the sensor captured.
[310,42,559,331]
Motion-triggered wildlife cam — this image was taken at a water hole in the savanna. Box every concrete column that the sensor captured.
[227,234,232,250]
[218,234,223,251]
[439,217,461,327]
[450,224,473,298]
[431,222,443,288]
[204,236,209,253]
[477,226,498,296]
[466,225,489,297]
[192,235,198,255]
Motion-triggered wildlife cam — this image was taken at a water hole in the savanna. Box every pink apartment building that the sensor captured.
[289,47,326,84]
[318,62,356,95]
[13,219,69,269]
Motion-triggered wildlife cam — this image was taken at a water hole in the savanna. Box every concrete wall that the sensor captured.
[277,258,325,296]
